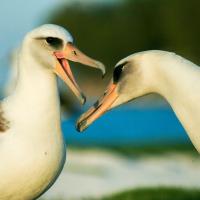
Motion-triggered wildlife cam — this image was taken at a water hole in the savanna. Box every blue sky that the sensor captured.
[0,0,63,58]
[0,0,65,87]
[0,0,121,58]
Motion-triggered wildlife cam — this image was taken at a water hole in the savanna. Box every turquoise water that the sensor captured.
[62,105,189,146]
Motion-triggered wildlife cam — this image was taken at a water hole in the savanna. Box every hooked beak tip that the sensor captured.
[76,83,118,132]
[95,61,106,77]
[76,119,88,132]
[80,94,87,105]
[102,73,106,79]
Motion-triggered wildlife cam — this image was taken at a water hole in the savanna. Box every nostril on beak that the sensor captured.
[73,50,77,56]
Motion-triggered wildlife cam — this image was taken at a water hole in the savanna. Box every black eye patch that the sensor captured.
[45,37,63,49]
[113,62,128,83]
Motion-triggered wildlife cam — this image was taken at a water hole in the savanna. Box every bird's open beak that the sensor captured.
[76,82,119,132]
[54,42,105,105]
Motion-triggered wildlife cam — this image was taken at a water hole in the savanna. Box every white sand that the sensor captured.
[41,149,200,200]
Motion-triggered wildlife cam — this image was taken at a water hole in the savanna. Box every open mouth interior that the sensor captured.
[57,58,77,86]
[56,57,86,105]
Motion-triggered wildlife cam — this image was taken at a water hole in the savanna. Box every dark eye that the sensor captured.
[45,37,63,49]
[113,62,128,83]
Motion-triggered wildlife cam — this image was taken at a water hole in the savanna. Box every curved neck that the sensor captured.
[153,54,200,152]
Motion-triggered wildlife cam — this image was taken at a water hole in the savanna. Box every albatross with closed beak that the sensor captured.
[0,24,105,199]
[77,50,200,153]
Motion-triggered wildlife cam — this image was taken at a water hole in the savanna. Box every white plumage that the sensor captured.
[77,50,200,153]
[0,24,104,199]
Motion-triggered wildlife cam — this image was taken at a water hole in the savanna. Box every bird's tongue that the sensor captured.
[60,58,80,89]
[54,57,86,105]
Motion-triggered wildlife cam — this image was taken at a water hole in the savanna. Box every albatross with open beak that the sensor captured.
[0,24,104,200]
[77,50,200,153]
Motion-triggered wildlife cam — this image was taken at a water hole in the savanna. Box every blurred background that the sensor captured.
[1,0,200,199]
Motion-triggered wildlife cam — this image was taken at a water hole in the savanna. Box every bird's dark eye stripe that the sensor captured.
[45,37,63,48]
[113,62,128,83]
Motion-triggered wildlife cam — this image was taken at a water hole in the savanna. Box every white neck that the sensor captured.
[152,53,200,152]
[0,46,66,199]
[3,46,61,139]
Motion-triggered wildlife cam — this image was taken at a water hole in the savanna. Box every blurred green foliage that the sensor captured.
[40,187,200,200]
[98,187,200,200]
[48,0,200,112]
[108,142,197,157]
[68,142,197,157]
[49,0,200,80]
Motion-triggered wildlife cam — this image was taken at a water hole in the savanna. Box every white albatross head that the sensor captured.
[21,24,105,104]
[76,50,176,131]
